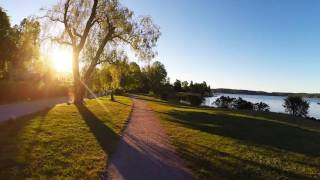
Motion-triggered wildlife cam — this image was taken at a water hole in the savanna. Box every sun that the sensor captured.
[51,47,72,73]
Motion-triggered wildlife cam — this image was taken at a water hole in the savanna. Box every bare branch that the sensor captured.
[40,15,64,23]
[63,0,74,44]
[78,0,99,50]
[113,34,135,48]
[97,56,113,64]
[51,37,73,46]
[73,28,82,38]
[41,36,73,46]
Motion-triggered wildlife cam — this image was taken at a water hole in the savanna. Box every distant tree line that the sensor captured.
[89,59,212,105]
[214,88,320,98]
[214,95,311,118]
[215,96,270,112]
[90,60,168,98]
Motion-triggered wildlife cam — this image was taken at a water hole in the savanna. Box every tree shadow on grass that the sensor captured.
[0,109,52,178]
[0,108,52,144]
[113,100,131,107]
[76,104,120,155]
[175,140,317,180]
[164,110,320,157]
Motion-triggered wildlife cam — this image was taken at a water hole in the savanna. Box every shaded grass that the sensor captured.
[139,95,320,180]
[0,96,132,179]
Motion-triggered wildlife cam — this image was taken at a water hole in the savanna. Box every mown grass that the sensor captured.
[139,95,320,180]
[0,96,132,179]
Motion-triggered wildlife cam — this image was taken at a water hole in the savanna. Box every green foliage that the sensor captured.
[215,96,236,108]
[175,80,211,96]
[215,96,271,112]
[142,61,168,94]
[173,79,182,92]
[232,97,254,110]
[188,95,204,106]
[177,92,204,106]
[283,96,310,117]
[254,102,270,112]
[0,11,41,80]
[158,81,175,100]
[91,60,169,98]
[11,18,40,72]
[0,7,15,79]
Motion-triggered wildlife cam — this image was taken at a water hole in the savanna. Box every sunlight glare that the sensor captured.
[51,47,72,73]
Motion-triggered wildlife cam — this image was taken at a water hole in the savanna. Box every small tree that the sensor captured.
[173,79,182,92]
[181,81,189,92]
[254,102,270,112]
[215,96,235,108]
[283,96,309,117]
[141,61,167,94]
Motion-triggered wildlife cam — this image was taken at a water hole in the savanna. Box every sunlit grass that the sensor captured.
[139,95,320,180]
[0,96,132,179]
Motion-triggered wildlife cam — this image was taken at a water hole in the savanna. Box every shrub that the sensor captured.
[254,102,270,112]
[189,95,203,106]
[283,96,309,117]
[232,97,254,110]
[215,96,236,108]
[177,92,203,106]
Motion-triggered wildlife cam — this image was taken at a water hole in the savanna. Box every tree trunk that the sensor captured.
[72,49,83,104]
[110,90,115,101]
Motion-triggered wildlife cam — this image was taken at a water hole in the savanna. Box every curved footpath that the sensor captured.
[0,97,68,123]
[107,97,194,180]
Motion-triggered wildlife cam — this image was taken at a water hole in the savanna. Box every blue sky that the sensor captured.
[1,0,320,93]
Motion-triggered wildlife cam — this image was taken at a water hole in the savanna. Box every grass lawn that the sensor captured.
[139,95,320,180]
[0,96,132,179]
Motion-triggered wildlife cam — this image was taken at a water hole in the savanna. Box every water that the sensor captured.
[202,93,320,119]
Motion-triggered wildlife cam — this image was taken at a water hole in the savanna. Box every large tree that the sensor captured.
[44,0,160,103]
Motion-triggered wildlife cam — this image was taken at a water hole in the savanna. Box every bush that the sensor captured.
[215,96,271,112]
[283,96,309,117]
[254,102,270,112]
[159,83,175,100]
[215,96,235,108]
[232,97,254,110]
[189,95,203,106]
[177,92,204,106]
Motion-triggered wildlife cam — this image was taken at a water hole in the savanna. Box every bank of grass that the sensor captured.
[0,96,132,179]
[139,95,320,180]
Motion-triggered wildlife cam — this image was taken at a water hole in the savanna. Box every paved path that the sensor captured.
[0,97,68,123]
[107,97,194,180]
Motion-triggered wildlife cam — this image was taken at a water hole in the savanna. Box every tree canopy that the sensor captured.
[283,96,310,117]
[0,7,13,79]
